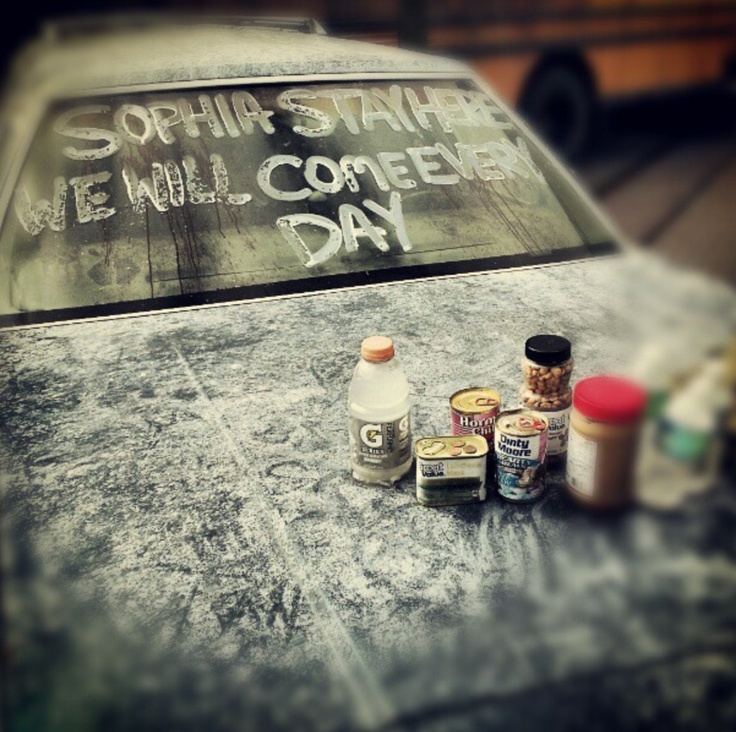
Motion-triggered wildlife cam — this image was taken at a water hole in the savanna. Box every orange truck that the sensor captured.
[331,0,736,155]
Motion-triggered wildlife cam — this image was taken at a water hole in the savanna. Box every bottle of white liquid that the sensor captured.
[349,336,412,485]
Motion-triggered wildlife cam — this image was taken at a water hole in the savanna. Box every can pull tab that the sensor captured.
[424,440,445,456]
[475,397,497,407]
[518,415,546,431]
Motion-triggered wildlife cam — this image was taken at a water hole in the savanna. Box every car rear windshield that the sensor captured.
[0,78,614,325]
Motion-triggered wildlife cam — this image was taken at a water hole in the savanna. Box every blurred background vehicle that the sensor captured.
[333,0,736,155]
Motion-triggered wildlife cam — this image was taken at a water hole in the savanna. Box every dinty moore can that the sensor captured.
[494,408,549,503]
[450,387,501,448]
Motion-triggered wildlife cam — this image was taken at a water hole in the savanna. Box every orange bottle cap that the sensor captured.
[361,335,394,363]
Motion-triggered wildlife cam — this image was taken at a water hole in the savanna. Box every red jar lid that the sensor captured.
[573,376,647,423]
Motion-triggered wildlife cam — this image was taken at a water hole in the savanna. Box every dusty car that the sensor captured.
[1,16,736,732]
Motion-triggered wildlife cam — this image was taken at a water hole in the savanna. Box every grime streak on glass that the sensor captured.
[196,137,225,241]
[145,206,154,300]
[500,180,545,257]
[166,208,183,295]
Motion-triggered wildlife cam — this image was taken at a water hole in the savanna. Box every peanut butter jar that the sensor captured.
[565,376,647,510]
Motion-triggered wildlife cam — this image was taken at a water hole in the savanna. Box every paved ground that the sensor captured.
[573,91,736,285]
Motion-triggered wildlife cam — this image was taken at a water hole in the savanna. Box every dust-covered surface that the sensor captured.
[2,254,736,731]
[8,26,464,103]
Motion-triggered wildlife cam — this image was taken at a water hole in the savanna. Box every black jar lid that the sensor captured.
[525,335,572,365]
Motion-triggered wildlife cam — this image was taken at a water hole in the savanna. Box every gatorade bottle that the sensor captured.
[349,335,412,485]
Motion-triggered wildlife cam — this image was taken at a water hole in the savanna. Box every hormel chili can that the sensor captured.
[494,408,549,503]
[450,387,501,448]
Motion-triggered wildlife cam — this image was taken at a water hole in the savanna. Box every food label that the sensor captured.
[565,427,597,496]
[495,430,547,501]
[417,456,486,483]
[544,406,571,456]
[350,414,411,471]
[451,409,497,443]
[450,388,501,446]
[494,411,548,502]
[660,419,709,467]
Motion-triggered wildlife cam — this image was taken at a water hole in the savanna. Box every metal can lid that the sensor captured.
[525,335,572,366]
[450,387,501,413]
[361,336,394,363]
[496,408,548,436]
[415,434,489,458]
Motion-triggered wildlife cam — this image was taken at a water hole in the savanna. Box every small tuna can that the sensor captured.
[415,435,488,507]
[494,408,549,503]
[450,387,501,448]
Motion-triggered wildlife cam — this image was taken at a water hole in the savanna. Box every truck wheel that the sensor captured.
[520,64,595,160]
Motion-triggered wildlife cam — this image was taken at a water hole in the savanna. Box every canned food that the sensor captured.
[494,409,549,503]
[415,435,488,507]
[450,387,501,447]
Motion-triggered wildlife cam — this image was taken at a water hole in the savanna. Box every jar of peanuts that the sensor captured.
[519,335,574,457]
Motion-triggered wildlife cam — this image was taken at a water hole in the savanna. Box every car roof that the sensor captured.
[7,19,467,100]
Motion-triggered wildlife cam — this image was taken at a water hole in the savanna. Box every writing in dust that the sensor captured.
[15,84,547,269]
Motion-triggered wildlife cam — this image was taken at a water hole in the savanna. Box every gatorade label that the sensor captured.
[350,413,411,471]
